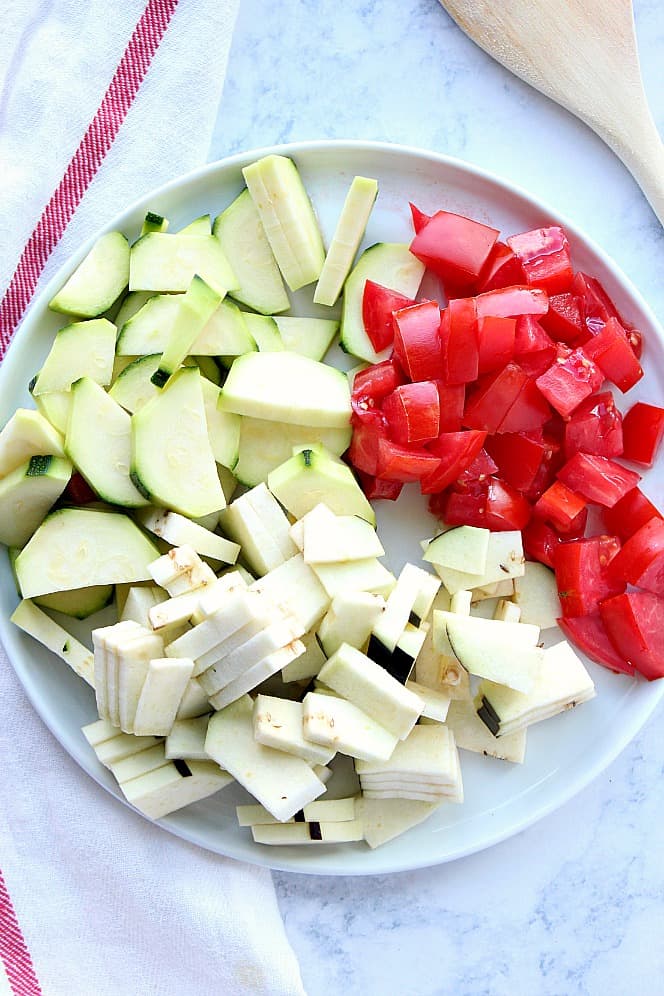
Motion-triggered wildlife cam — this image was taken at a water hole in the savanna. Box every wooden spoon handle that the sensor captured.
[601,105,664,227]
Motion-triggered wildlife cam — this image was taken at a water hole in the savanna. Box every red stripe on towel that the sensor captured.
[0,869,42,996]
[0,0,180,357]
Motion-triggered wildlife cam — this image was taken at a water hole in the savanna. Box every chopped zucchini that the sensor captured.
[49,231,129,318]
[0,455,72,547]
[32,318,116,395]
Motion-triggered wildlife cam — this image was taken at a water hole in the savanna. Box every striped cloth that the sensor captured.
[0,3,305,994]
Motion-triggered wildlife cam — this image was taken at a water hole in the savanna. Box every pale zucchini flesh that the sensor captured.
[129,232,237,296]
[232,416,351,488]
[313,175,378,306]
[32,319,117,395]
[0,409,65,477]
[0,455,72,547]
[49,231,129,318]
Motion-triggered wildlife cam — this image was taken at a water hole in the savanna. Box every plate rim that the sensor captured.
[1,138,662,876]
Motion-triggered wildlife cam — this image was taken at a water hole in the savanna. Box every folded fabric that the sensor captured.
[0,2,305,993]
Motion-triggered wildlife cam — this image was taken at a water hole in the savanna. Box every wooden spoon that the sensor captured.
[439,0,664,225]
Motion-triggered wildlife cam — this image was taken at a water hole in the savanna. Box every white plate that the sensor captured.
[1,141,663,876]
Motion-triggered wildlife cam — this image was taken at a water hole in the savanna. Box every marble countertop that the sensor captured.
[211,2,664,994]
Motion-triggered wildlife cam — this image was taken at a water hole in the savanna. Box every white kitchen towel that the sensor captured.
[0,3,306,994]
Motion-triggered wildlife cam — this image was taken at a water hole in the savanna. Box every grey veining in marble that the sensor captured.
[211,1,664,993]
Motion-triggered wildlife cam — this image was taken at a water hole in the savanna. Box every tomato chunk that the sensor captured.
[602,488,663,542]
[439,298,479,384]
[348,410,388,475]
[564,391,624,459]
[476,241,524,292]
[522,519,562,569]
[600,592,664,680]
[410,211,499,287]
[421,429,487,494]
[356,470,403,502]
[507,226,573,295]
[409,203,431,235]
[555,536,623,617]
[456,448,498,485]
[535,346,604,418]
[382,382,440,446]
[540,292,586,344]
[557,452,640,507]
[621,402,664,467]
[557,614,635,676]
[572,272,624,333]
[444,477,531,531]
[392,301,443,381]
[435,382,466,431]
[475,285,548,319]
[583,317,643,392]
[376,438,442,483]
[362,281,417,353]
[351,358,403,412]
[486,431,551,492]
[534,480,587,533]
[513,316,556,378]
[476,315,516,374]
[64,473,98,505]
[608,517,664,596]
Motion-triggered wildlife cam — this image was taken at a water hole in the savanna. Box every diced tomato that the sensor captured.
[486,431,550,492]
[348,410,388,475]
[356,470,403,502]
[583,317,643,392]
[476,241,524,292]
[564,391,623,459]
[463,364,526,433]
[608,517,664,597]
[435,382,466,431]
[507,226,573,295]
[555,536,623,617]
[621,402,664,467]
[409,203,432,235]
[627,328,643,359]
[475,285,548,319]
[375,437,443,483]
[557,453,640,508]
[497,376,552,434]
[540,292,586,344]
[599,592,664,680]
[476,315,516,374]
[362,281,417,353]
[456,448,498,485]
[602,488,663,542]
[382,381,440,446]
[444,477,531,531]
[572,272,624,333]
[410,211,499,288]
[535,345,604,418]
[522,519,562,568]
[440,298,479,384]
[513,315,557,377]
[64,473,98,505]
[557,614,635,676]
[534,480,587,533]
[392,301,443,381]
[351,359,404,417]
[420,429,487,494]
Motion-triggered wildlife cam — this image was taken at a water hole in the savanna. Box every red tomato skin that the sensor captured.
[444,478,531,531]
[352,359,403,410]
[486,432,550,492]
[420,429,487,494]
[375,437,443,483]
[441,298,479,384]
[507,226,573,295]
[463,364,529,433]
[608,517,664,596]
[535,346,604,418]
[564,391,624,460]
[557,453,640,508]
[522,520,562,568]
[583,317,643,392]
[602,488,663,542]
[555,536,624,617]
[392,301,443,381]
[410,211,500,286]
[600,592,664,680]
[456,448,498,485]
[557,614,635,675]
[362,281,417,353]
[513,316,557,377]
[348,410,388,475]
[382,382,440,446]
[476,241,525,292]
[573,272,624,331]
[534,480,587,533]
[496,376,552,434]
[475,285,549,319]
[476,315,516,375]
[435,382,466,432]
[621,402,664,467]
[356,470,403,502]
[409,203,431,235]
[64,473,98,505]
[540,292,586,344]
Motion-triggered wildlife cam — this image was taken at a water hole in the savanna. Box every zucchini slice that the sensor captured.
[0,455,72,547]
[0,409,65,477]
[233,416,351,487]
[49,231,129,318]
[32,318,117,395]
[131,366,226,518]
[129,232,237,296]
[313,176,378,306]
